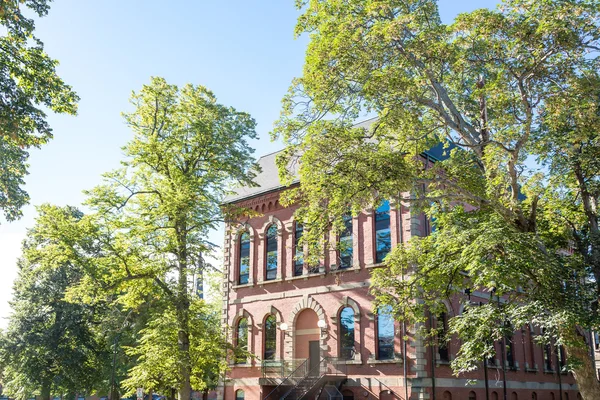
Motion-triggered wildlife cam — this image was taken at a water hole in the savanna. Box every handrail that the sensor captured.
[263,358,309,400]
[282,357,347,400]
[280,357,327,400]
[370,376,405,400]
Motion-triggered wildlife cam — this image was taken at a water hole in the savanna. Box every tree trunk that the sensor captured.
[40,383,51,400]
[564,331,600,400]
[176,223,192,400]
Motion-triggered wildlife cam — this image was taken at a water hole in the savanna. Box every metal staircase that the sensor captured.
[263,357,347,400]
[281,358,346,400]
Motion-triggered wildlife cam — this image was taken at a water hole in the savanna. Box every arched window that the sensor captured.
[293,222,304,276]
[375,200,391,263]
[339,214,353,269]
[235,318,248,364]
[511,392,518,400]
[235,390,244,400]
[492,392,499,400]
[239,232,250,284]
[532,392,537,400]
[265,225,278,281]
[339,307,355,359]
[542,328,553,371]
[264,315,277,360]
[377,305,394,360]
[468,391,476,400]
[442,391,452,400]
[438,312,449,362]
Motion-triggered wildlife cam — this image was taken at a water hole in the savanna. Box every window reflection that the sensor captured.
[340,307,355,359]
[239,232,250,284]
[339,214,353,269]
[375,200,391,263]
[266,225,278,280]
[377,305,394,360]
[236,318,248,364]
[264,315,276,360]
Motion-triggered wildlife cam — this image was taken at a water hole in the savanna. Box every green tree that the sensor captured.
[274,0,600,397]
[0,205,110,400]
[0,0,79,221]
[122,300,229,400]
[75,77,257,400]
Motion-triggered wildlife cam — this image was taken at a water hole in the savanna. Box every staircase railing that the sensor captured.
[282,357,347,400]
[263,359,309,400]
[370,376,405,400]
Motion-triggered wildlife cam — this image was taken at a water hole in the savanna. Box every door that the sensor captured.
[309,340,320,375]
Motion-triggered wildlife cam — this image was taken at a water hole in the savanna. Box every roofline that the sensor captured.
[220,180,300,205]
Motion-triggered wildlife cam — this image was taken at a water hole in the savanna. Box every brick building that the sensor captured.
[218,137,581,400]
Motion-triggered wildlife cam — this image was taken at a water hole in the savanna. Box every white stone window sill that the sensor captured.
[286,272,326,281]
[258,278,283,286]
[330,266,360,274]
[366,263,386,269]
[230,363,253,368]
[342,359,363,365]
[526,367,539,373]
[232,283,253,290]
[367,358,403,365]
[435,360,451,366]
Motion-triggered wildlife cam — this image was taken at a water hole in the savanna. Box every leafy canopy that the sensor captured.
[0,0,79,221]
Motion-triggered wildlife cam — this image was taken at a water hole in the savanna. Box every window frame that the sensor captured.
[238,232,251,285]
[374,200,391,264]
[339,306,355,360]
[265,225,278,281]
[376,305,395,360]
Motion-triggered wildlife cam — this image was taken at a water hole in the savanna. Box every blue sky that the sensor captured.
[0,0,500,326]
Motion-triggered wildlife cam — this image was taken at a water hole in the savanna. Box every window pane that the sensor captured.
[340,215,353,269]
[375,201,391,263]
[236,318,248,364]
[340,307,355,359]
[266,225,278,281]
[438,313,449,361]
[235,390,244,400]
[264,315,277,360]
[239,233,250,284]
[294,223,304,276]
[377,305,394,360]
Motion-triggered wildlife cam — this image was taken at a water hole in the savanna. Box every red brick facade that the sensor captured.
[219,153,580,400]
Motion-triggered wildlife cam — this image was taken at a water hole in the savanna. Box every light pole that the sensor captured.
[491,287,507,400]
[465,288,489,400]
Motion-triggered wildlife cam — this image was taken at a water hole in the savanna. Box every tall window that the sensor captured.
[543,328,553,371]
[266,225,278,281]
[377,305,394,360]
[236,318,248,364]
[438,313,449,362]
[558,345,566,370]
[340,307,355,359]
[235,390,244,400]
[264,315,277,360]
[375,200,391,263]
[504,323,514,369]
[239,232,250,284]
[339,214,353,269]
[293,223,304,276]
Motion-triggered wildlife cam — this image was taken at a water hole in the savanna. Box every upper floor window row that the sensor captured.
[236,202,394,284]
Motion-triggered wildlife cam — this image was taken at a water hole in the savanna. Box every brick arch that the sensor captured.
[285,297,328,360]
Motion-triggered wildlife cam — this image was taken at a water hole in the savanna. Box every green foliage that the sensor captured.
[0,0,79,222]
[67,77,257,399]
[0,205,110,400]
[122,300,229,396]
[275,0,600,396]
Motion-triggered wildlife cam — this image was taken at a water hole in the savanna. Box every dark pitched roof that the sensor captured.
[222,118,452,204]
